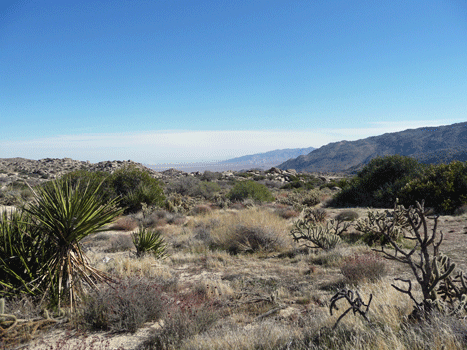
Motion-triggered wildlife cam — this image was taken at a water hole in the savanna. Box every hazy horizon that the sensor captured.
[1,1,466,163]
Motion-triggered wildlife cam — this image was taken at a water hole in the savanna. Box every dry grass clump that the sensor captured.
[105,233,134,253]
[138,292,220,350]
[92,254,175,282]
[110,216,139,231]
[79,277,167,333]
[190,204,212,216]
[194,207,292,254]
[340,252,388,285]
[192,278,234,300]
[275,206,301,219]
[180,320,301,350]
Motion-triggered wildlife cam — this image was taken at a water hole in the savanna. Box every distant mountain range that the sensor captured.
[220,147,315,166]
[278,122,467,173]
[147,147,315,172]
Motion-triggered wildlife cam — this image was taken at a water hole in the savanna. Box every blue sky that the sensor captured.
[1,0,466,164]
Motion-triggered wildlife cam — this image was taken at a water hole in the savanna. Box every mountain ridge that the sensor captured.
[278,122,467,172]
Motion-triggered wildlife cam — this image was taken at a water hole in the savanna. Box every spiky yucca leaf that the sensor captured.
[24,179,123,309]
[132,226,167,259]
[0,209,52,297]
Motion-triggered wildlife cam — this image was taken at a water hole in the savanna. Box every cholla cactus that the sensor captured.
[290,218,341,250]
[355,201,409,245]
[373,200,467,317]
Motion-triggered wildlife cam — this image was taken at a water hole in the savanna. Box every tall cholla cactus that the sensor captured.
[373,200,467,317]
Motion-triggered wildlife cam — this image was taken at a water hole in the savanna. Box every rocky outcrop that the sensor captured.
[0,157,347,193]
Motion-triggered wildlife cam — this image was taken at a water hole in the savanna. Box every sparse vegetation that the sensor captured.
[3,160,467,350]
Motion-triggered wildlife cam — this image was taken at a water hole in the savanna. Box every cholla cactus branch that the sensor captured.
[370,200,467,317]
[290,219,341,250]
[329,288,372,330]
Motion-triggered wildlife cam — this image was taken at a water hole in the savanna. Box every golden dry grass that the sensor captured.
[15,205,467,350]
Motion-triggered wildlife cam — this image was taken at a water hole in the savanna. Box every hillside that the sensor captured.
[278,122,467,172]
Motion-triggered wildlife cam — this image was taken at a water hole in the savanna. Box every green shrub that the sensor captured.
[166,177,200,196]
[398,161,467,214]
[330,155,425,208]
[226,180,275,202]
[108,166,165,213]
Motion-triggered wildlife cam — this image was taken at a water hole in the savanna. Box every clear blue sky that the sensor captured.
[1,0,466,163]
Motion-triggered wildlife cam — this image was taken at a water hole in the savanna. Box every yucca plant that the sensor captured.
[132,226,167,259]
[24,179,124,310]
[0,209,53,297]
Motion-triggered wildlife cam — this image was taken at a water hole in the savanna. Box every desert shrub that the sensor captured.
[201,170,221,182]
[220,224,283,254]
[275,207,300,219]
[166,177,220,199]
[132,226,167,258]
[139,297,218,350]
[320,177,352,191]
[190,204,212,216]
[80,277,166,333]
[61,170,111,201]
[110,216,138,231]
[105,234,134,253]
[192,181,221,199]
[281,174,323,190]
[0,182,34,206]
[276,189,321,211]
[226,180,275,203]
[454,204,467,216]
[136,208,169,228]
[208,208,289,254]
[330,155,425,208]
[166,177,200,196]
[108,166,165,213]
[340,253,387,285]
[311,248,345,267]
[398,161,467,214]
[335,210,359,222]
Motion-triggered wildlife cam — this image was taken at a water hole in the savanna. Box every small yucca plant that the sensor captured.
[132,226,167,259]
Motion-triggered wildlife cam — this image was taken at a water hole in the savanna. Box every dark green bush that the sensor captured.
[399,161,467,214]
[108,166,165,213]
[226,180,275,202]
[330,155,425,208]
